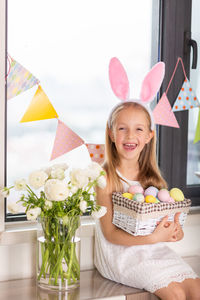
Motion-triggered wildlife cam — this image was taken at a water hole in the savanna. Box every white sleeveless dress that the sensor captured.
[94,172,198,293]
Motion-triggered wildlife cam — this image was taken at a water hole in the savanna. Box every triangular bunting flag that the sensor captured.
[153,93,179,128]
[86,144,105,164]
[7,58,39,100]
[50,119,85,160]
[20,85,58,122]
[172,78,200,112]
[194,109,200,144]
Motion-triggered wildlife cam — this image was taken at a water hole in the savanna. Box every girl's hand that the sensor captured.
[173,212,184,241]
[152,215,179,243]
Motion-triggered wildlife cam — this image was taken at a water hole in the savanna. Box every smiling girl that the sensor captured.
[94,58,200,299]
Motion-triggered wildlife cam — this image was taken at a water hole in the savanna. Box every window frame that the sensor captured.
[158,0,200,206]
[2,0,198,228]
[4,0,161,223]
[0,0,6,231]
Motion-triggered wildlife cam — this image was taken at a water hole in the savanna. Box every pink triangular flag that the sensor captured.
[153,93,179,128]
[50,119,84,160]
[86,144,105,164]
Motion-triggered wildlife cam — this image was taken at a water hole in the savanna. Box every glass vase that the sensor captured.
[37,215,80,291]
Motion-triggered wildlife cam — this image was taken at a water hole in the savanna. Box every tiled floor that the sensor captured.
[0,256,199,300]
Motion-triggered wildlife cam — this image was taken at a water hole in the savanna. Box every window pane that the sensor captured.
[7,0,158,214]
[187,0,200,185]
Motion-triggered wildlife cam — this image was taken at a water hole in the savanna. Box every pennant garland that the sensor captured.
[7,57,39,100]
[86,144,105,164]
[6,54,200,162]
[50,119,85,160]
[172,77,200,112]
[193,109,200,144]
[20,85,58,122]
[153,93,179,128]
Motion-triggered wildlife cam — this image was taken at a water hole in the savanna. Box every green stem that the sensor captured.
[38,217,80,287]
[38,243,49,280]
[26,184,39,200]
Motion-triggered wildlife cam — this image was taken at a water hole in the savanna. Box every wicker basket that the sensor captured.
[112,192,191,236]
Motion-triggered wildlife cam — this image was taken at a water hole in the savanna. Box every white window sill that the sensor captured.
[0,216,95,246]
[1,207,200,246]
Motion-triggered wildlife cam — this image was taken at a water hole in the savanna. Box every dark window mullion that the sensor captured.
[159,0,200,205]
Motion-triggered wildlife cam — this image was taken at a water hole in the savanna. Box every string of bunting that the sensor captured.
[153,57,200,142]
[6,55,200,164]
[5,54,105,163]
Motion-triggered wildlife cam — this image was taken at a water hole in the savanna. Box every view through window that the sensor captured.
[7,0,158,215]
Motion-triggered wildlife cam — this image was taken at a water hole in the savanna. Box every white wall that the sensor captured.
[0,213,200,282]
[167,212,200,256]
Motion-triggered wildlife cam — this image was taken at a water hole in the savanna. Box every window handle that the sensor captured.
[184,31,198,69]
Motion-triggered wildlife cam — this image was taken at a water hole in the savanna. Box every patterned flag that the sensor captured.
[7,58,39,100]
[153,93,179,128]
[86,144,105,164]
[50,119,85,160]
[20,85,58,122]
[172,78,200,112]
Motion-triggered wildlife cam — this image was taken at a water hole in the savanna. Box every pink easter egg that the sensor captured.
[144,186,159,197]
[157,189,170,202]
[128,185,144,195]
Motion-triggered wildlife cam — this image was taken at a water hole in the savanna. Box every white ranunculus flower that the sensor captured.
[86,162,104,180]
[7,202,20,214]
[41,167,52,176]
[14,179,27,191]
[29,170,48,189]
[44,200,53,210]
[50,168,65,180]
[0,188,10,197]
[26,207,41,221]
[91,206,107,219]
[70,169,89,188]
[80,200,87,213]
[97,176,107,189]
[44,179,69,201]
[42,163,68,177]
[52,163,68,171]
[69,185,78,194]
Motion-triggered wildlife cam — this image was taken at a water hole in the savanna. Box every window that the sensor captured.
[159,0,200,206]
[187,0,200,185]
[5,0,159,221]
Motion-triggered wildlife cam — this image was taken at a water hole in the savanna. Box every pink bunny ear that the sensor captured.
[109,57,129,100]
[140,62,165,103]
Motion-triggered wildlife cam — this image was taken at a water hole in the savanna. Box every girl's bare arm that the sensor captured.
[96,182,180,246]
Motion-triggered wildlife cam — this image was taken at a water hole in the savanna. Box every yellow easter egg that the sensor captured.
[145,195,157,203]
[122,192,133,200]
[169,188,184,201]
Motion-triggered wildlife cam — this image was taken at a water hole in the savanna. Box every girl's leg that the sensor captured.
[153,282,186,300]
[180,278,200,300]
[153,278,200,300]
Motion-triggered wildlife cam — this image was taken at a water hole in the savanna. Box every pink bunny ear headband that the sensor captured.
[108,57,165,131]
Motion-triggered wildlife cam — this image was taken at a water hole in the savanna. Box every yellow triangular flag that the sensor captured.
[20,85,58,122]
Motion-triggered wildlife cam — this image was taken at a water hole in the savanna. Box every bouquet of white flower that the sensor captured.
[1,162,107,291]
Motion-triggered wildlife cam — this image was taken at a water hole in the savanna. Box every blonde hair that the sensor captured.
[103,102,167,191]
